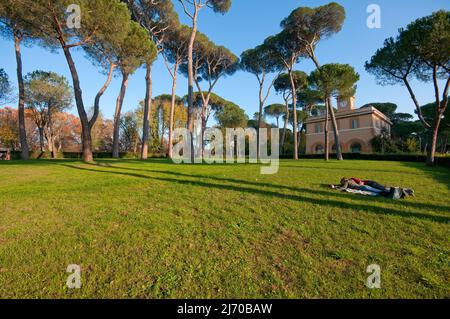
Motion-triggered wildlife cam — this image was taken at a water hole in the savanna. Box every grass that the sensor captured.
[0,159,449,299]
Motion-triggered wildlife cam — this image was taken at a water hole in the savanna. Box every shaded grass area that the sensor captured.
[0,159,449,298]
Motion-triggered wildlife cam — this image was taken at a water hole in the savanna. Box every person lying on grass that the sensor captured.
[330,177,415,199]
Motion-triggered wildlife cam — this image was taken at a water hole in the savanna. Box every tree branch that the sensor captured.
[178,0,194,19]
[403,77,431,128]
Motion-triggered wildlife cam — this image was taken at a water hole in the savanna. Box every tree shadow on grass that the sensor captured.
[62,164,450,224]
[399,162,450,191]
[98,164,450,215]
[281,163,450,178]
[0,159,81,166]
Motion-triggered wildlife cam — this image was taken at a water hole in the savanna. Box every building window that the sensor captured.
[315,144,324,154]
[351,119,359,129]
[315,123,322,133]
[350,142,362,153]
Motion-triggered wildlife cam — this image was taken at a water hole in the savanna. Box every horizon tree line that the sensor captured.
[0,1,448,166]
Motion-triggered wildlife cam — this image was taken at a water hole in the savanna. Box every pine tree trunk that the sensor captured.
[199,94,211,159]
[141,64,152,160]
[187,9,199,163]
[14,33,29,160]
[324,99,330,161]
[426,116,441,166]
[47,107,57,159]
[257,82,264,160]
[289,70,298,160]
[168,65,179,159]
[442,135,448,154]
[113,73,130,158]
[280,97,290,155]
[298,123,305,154]
[61,45,93,162]
[328,97,343,160]
[38,127,45,153]
[161,116,165,151]
[91,63,116,129]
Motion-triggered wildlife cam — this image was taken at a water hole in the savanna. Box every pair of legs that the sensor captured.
[358,185,386,194]
[353,180,391,196]
[365,181,389,190]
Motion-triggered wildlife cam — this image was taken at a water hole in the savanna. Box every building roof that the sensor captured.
[304,106,393,125]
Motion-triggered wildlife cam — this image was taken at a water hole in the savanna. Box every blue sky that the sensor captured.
[1,0,449,125]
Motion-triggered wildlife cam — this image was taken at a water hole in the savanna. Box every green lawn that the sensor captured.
[0,159,448,298]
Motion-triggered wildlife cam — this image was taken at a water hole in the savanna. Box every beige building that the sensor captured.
[305,97,392,154]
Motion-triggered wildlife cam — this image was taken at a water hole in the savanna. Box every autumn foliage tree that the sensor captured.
[0,0,53,159]
[24,71,73,157]
[12,0,140,162]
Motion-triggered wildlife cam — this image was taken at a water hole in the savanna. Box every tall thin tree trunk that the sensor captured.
[168,65,179,159]
[14,33,29,160]
[442,135,448,154]
[187,9,199,163]
[38,126,45,153]
[427,116,441,166]
[61,45,93,162]
[161,113,165,151]
[200,95,211,159]
[91,63,116,129]
[141,64,153,160]
[310,55,343,161]
[113,73,130,158]
[289,70,298,160]
[280,95,290,154]
[47,107,57,159]
[298,123,305,153]
[426,66,449,166]
[328,97,343,160]
[257,82,264,159]
[324,98,330,161]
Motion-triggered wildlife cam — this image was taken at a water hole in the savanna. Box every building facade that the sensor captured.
[304,97,392,154]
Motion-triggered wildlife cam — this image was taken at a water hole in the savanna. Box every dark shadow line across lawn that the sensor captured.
[62,164,450,224]
[399,162,450,191]
[281,164,450,178]
[103,165,450,214]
